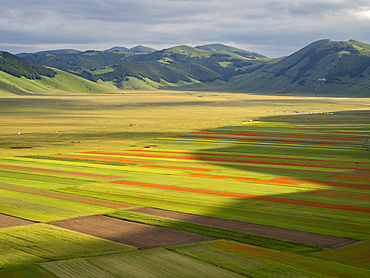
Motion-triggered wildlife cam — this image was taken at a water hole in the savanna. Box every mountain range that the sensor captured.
[1,39,370,96]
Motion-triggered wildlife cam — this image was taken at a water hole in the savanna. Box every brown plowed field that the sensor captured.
[0,213,35,229]
[48,215,215,249]
[128,207,359,249]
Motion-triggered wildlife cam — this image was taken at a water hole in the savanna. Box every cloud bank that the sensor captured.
[1,0,370,57]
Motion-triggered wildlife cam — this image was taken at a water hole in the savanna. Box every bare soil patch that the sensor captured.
[0,213,35,229]
[128,207,359,249]
[48,215,215,249]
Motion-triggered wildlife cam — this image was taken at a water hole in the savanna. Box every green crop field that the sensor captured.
[0,224,136,269]
[0,91,369,277]
[40,248,244,278]
[169,240,370,278]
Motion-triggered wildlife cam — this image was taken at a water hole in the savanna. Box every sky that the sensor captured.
[1,0,370,58]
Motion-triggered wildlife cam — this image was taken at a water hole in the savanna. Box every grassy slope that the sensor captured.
[164,45,254,60]
[195,43,267,58]
[0,69,116,96]
[189,39,370,96]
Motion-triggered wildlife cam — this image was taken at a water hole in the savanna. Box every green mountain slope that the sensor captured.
[105,46,130,52]
[105,45,156,53]
[0,68,116,96]
[209,39,370,96]
[129,45,156,53]
[69,45,267,89]
[0,51,56,80]
[196,44,267,59]
[23,51,132,72]
[21,44,266,88]
[17,49,82,57]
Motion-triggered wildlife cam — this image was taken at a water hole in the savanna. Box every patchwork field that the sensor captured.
[0,92,369,277]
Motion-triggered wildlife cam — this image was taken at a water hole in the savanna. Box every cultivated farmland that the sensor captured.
[0,92,369,277]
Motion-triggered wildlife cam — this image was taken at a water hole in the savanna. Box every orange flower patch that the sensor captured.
[109,180,370,213]
[0,164,122,179]
[0,182,130,208]
[300,189,370,201]
[51,154,150,164]
[139,164,213,171]
[194,131,364,141]
[129,149,370,166]
[85,151,370,170]
[185,173,370,190]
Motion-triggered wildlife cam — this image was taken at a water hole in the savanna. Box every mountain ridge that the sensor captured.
[2,39,370,96]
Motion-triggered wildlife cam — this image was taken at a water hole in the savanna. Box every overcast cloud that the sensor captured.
[1,0,369,57]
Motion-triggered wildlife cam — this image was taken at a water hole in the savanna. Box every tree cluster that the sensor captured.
[0,51,56,79]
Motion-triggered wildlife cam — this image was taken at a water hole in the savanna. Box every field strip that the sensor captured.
[0,182,131,209]
[127,149,370,165]
[50,154,151,164]
[317,131,370,135]
[48,215,215,249]
[0,213,35,229]
[85,151,370,171]
[194,131,364,141]
[183,173,299,186]
[332,175,370,182]
[139,164,214,171]
[128,207,359,248]
[184,173,369,190]
[176,135,361,146]
[155,137,355,150]
[317,238,370,267]
[0,164,123,179]
[300,189,370,201]
[170,240,370,277]
[110,180,370,213]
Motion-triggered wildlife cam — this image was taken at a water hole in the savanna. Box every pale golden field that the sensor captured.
[1,90,369,157]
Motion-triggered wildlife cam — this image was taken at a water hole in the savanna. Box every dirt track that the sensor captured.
[0,214,35,229]
[48,215,215,249]
[128,207,359,249]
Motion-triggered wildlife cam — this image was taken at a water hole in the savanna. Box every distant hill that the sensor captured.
[0,51,56,80]
[17,49,82,57]
[21,44,266,89]
[23,50,131,72]
[105,46,130,52]
[129,45,156,53]
[196,44,267,59]
[75,45,267,88]
[105,45,156,53]
[0,51,116,95]
[0,67,116,96]
[210,39,370,96]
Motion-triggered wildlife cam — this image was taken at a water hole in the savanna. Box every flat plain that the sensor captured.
[0,91,369,277]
